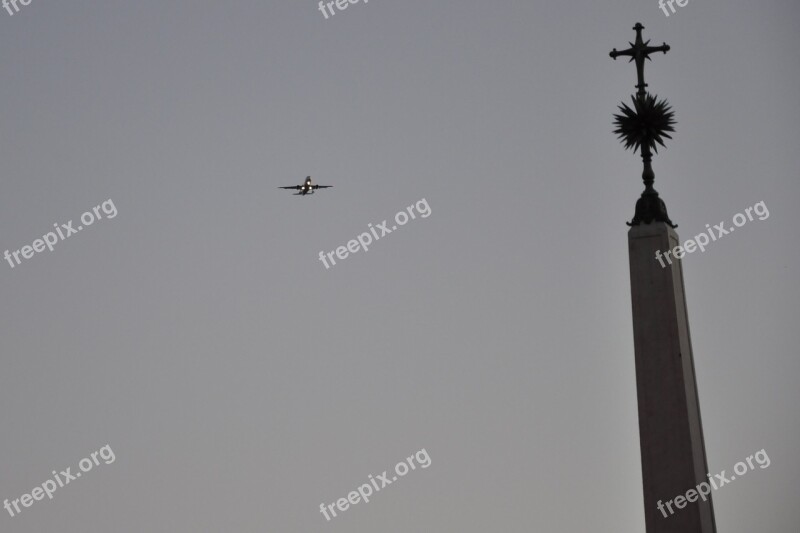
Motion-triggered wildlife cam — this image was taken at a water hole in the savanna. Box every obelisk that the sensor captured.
[610,23,717,533]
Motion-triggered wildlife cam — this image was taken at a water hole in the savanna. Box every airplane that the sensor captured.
[279,176,333,196]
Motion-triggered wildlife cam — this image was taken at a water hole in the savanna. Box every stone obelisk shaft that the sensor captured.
[628,222,716,533]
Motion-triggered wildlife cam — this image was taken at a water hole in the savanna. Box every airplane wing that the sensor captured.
[279,185,302,189]
[312,185,332,189]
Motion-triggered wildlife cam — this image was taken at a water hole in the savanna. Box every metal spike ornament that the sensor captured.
[614,94,675,154]
[610,23,677,227]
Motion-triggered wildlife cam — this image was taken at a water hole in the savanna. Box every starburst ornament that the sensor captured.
[614,93,676,154]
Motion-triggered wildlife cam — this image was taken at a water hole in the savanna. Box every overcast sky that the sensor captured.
[1,0,798,531]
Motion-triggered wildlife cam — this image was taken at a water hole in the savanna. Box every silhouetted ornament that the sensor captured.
[614,93,675,154]
[609,23,677,228]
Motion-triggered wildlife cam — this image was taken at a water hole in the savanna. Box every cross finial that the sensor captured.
[610,23,677,228]
[609,23,670,97]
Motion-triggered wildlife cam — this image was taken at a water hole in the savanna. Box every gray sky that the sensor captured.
[1,0,798,531]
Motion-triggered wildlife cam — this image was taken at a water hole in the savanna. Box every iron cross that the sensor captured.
[609,23,670,97]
